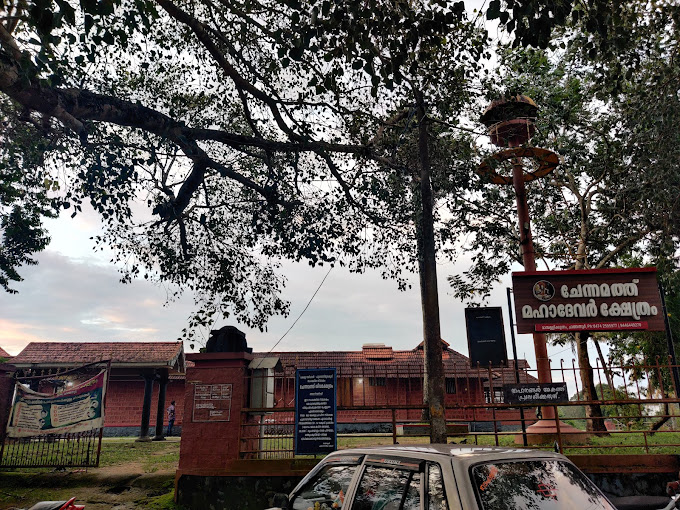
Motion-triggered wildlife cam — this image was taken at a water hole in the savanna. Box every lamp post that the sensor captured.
[478,97,586,443]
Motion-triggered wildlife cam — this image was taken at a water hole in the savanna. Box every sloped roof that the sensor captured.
[0,347,11,359]
[253,340,532,381]
[11,342,185,372]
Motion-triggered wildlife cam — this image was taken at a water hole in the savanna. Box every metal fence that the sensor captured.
[0,362,109,469]
[0,429,101,468]
[240,356,680,459]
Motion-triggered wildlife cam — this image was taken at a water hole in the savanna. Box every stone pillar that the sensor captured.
[137,370,155,442]
[177,351,252,474]
[153,369,169,441]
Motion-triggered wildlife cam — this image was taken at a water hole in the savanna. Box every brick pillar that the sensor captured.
[177,352,252,474]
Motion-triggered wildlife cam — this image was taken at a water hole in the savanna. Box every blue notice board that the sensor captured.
[295,368,337,455]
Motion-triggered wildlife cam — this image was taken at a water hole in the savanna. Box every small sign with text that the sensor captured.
[503,383,569,405]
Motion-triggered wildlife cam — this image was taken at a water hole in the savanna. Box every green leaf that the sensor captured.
[487,0,501,20]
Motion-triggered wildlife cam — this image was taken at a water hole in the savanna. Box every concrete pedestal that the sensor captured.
[515,419,591,445]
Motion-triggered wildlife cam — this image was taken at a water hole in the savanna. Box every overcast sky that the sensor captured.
[0,200,588,379]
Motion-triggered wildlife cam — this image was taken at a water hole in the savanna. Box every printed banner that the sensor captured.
[7,371,107,437]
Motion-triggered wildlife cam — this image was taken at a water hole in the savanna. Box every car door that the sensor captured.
[348,455,451,510]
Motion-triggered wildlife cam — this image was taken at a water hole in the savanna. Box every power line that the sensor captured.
[259,266,334,358]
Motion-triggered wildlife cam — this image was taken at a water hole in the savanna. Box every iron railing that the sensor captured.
[240,356,680,458]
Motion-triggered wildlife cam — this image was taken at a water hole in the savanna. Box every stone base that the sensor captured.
[515,419,591,445]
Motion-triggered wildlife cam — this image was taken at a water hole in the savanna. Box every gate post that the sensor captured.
[0,363,16,443]
[176,350,252,473]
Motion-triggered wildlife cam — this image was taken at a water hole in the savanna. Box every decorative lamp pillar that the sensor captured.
[478,96,587,444]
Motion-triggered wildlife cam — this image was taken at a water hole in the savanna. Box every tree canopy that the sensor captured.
[0,0,493,340]
[2,0,674,344]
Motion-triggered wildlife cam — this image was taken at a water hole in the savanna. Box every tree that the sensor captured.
[447,0,680,432]
[1,0,639,443]
[1,0,497,442]
[0,94,55,292]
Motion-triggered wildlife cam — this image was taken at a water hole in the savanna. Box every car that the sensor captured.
[267,444,648,510]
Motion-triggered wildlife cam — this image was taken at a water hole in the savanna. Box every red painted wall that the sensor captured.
[103,379,185,427]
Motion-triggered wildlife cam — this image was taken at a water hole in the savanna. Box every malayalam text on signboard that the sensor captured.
[192,383,233,422]
[295,368,337,456]
[7,371,107,438]
[503,383,569,405]
[512,268,664,334]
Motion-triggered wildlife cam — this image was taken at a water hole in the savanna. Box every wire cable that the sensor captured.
[254,266,334,365]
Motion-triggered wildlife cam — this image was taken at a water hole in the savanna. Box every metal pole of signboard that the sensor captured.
[659,283,680,396]
[507,288,528,447]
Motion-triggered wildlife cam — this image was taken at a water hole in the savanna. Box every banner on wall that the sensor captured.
[7,371,107,438]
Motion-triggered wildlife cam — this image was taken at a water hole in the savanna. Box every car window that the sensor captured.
[427,463,448,510]
[351,465,422,510]
[470,460,617,510]
[291,464,358,510]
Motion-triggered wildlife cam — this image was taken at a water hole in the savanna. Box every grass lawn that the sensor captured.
[0,438,182,510]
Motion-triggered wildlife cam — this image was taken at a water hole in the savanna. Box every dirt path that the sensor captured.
[1,440,180,510]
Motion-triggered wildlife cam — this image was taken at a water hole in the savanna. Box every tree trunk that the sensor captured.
[573,237,608,433]
[576,332,608,433]
[415,93,447,444]
[593,336,615,394]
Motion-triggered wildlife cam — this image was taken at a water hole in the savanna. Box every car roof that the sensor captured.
[323,444,566,466]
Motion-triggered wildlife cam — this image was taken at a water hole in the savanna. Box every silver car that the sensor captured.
[269,444,627,509]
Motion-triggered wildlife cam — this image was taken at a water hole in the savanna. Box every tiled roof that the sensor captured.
[12,342,185,371]
[254,341,533,381]
[0,347,11,359]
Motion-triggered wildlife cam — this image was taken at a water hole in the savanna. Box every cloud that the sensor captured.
[0,251,196,354]
[0,220,560,380]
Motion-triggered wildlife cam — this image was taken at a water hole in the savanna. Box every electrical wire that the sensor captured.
[255,266,334,364]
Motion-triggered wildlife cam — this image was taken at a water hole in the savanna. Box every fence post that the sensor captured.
[553,405,562,454]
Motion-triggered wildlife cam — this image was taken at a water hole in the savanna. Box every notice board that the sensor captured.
[503,383,569,405]
[295,368,337,455]
[192,383,233,422]
[465,307,508,368]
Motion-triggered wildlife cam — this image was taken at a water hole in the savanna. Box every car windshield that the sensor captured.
[470,459,617,510]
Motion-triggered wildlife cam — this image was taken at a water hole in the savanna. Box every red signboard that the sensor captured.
[512,268,664,334]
